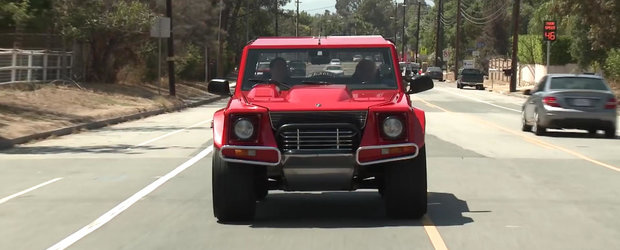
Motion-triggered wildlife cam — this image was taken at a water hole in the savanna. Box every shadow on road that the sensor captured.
[541,130,619,140]
[104,126,207,133]
[247,191,476,228]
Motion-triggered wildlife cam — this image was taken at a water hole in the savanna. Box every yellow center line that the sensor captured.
[413,96,620,172]
[422,214,449,250]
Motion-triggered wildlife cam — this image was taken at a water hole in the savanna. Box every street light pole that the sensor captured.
[402,0,407,61]
[166,0,175,96]
[415,0,421,63]
[435,0,442,67]
[454,0,461,78]
[275,0,279,36]
[510,0,521,92]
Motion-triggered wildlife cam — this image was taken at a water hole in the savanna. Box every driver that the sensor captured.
[352,59,378,83]
[269,57,290,83]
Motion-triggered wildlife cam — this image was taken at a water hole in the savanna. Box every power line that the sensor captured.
[305,5,336,12]
[460,0,509,22]
[460,9,505,25]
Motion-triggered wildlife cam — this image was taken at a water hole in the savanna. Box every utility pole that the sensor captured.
[166,0,176,96]
[510,0,520,92]
[415,0,421,63]
[435,0,442,67]
[275,0,279,36]
[394,1,397,41]
[296,0,300,36]
[246,0,250,42]
[454,0,461,78]
[217,0,223,77]
[402,0,407,61]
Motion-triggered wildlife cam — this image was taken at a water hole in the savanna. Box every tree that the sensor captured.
[54,0,154,82]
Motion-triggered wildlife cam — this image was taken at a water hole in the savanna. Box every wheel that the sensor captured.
[477,85,485,90]
[588,129,598,136]
[383,146,427,219]
[521,111,532,132]
[604,127,616,138]
[212,149,257,222]
[532,112,547,136]
[254,167,268,201]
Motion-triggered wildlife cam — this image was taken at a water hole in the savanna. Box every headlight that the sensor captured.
[382,116,404,139]
[233,118,255,140]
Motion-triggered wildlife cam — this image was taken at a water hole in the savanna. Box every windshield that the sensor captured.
[462,69,481,74]
[241,48,398,90]
[549,77,609,90]
[428,67,441,72]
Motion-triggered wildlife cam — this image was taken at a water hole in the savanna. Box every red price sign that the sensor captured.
[543,21,557,41]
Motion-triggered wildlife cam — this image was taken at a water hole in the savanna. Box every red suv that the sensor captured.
[208,36,434,222]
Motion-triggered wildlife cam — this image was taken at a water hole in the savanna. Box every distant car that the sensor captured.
[330,59,341,65]
[353,55,362,62]
[522,74,617,138]
[255,62,270,76]
[289,60,306,77]
[457,68,484,90]
[364,56,373,61]
[425,67,444,81]
[323,65,344,76]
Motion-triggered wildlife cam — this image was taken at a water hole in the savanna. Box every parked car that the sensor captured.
[425,66,444,81]
[353,55,362,62]
[457,68,485,90]
[521,74,617,138]
[207,36,434,222]
[255,62,270,76]
[323,65,344,76]
[330,58,341,65]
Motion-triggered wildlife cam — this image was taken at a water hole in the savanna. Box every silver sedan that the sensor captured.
[522,74,617,138]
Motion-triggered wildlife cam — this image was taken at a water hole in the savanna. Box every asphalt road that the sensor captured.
[1,80,619,250]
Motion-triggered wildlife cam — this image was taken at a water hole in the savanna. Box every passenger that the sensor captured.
[352,59,378,83]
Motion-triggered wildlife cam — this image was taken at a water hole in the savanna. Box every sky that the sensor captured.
[282,0,435,15]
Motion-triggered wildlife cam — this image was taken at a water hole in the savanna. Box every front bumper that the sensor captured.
[539,107,617,129]
[219,143,420,167]
[459,81,483,86]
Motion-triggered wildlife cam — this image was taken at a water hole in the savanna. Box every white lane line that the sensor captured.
[435,87,522,113]
[48,145,213,250]
[129,119,211,149]
[0,178,63,205]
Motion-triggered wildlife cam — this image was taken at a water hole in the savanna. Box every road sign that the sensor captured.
[543,20,557,42]
[150,17,171,38]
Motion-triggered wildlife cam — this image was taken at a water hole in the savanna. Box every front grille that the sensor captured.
[276,123,360,153]
[269,111,368,130]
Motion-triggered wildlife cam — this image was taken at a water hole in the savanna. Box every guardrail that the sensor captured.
[0,49,72,85]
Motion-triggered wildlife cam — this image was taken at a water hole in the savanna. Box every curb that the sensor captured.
[0,95,227,150]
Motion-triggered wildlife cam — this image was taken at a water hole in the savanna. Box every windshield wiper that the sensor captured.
[249,79,291,90]
[300,81,335,85]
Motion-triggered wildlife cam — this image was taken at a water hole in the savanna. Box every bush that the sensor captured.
[603,49,620,81]
[176,44,205,80]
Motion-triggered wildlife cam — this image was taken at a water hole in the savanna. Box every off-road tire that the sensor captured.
[212,149,256,222]
[604,127,616,139]
[384,146,427,219]
[254,166,268,201]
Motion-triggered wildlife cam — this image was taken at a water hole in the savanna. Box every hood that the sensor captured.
[243,84,398,111]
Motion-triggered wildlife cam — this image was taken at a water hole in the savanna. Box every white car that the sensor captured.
[330,59,341,65]
[323,65,344,76]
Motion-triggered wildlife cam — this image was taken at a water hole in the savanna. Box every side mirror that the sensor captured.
[208,79,231,96]
[407,75,434,94]
[523,89,532,95]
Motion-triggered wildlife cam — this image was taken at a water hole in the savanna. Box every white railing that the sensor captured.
[0,49,72,85]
